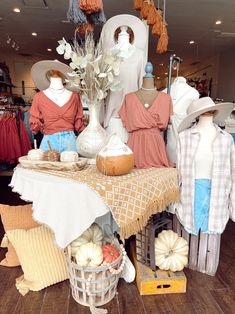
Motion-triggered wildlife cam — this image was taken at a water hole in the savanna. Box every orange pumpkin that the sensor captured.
[102,245,119,264]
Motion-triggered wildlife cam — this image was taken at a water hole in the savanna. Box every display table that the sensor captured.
[10,165,179,248]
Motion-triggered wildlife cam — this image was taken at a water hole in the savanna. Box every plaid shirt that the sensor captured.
[176,124,235,234]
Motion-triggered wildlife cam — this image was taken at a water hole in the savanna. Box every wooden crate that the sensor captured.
[131,242,187,295]
[173,215,221,276]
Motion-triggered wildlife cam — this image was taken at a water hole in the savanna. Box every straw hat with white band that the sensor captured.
[31,60,73,91]
[178,97,235,132]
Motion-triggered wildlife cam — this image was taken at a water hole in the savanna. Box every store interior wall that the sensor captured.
[217,49,235,102]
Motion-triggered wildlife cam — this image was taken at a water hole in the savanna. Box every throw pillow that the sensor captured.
[6,226,68,295]
[0,204,39,267]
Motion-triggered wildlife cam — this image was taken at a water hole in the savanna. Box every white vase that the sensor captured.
[76,102,108,158]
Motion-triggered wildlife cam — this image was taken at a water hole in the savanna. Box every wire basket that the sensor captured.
[66,240,125,311]
[136,212,172,272]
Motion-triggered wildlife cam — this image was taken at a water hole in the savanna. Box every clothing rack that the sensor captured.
[167,55,183,94]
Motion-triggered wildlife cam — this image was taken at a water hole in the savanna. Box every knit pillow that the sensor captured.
[6,226,68,295]
[0,204,40,267]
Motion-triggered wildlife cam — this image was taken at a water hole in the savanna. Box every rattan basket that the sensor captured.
[66,240,125,313]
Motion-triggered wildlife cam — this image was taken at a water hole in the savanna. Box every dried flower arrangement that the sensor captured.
[56,33,123,103]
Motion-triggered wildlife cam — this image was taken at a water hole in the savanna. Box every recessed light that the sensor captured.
[189,40,195,44]
[13,8,21,13]
[157,77,160,79]
[215,20,222,25]
[47,48,52,52]
[32,32,37,36]
[164,72,168,75]
[159,63,164,66]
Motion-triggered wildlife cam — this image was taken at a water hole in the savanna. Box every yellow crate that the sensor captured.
[131,242,187,295]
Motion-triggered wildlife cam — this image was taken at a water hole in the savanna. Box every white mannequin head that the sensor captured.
[114,25,135,58]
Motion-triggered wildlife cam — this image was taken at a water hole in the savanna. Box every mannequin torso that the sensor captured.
[43,77,72,107]
[194,114,216,179]
[136,77,159,109]
[169,77,199,114]
[113,26,136,59]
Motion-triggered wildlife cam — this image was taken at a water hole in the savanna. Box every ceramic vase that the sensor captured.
[76,101,108,158]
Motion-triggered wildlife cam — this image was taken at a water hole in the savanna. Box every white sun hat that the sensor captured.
[100,14,147,51]
[178,97,235,132]
[31,60,73,91]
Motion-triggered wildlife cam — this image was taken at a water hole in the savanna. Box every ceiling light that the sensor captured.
[159,63,164,66]
[13,8,21,13]
[189,40,195,44]
[215,20,222,25]
[32,32,37,36]
[157,77,160,80]
[164,72,168,75]
[47,48,52,52]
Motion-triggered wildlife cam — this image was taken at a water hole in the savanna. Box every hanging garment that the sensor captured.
[29,91,84,135]
[177,124,235,234]
[119,92,173,168]
[19,117,32,156]
[40,131,77,153]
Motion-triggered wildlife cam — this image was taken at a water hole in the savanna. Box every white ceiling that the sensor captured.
[0,0,235,77]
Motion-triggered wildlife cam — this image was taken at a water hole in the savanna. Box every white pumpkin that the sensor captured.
[75,243,103,267]
[60,151,79,162]
[96,134,134,176]
[154,230,189,272]
[27,149,44,161]
[70,223,103,256]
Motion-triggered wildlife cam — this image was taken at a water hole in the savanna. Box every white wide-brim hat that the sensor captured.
[100,14,147,51]
[31,60,73,91]
[178,97,235,132]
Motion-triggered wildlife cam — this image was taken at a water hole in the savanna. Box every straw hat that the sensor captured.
[178,97,235,132]
[100,14,147,51]
[31,60,73,91]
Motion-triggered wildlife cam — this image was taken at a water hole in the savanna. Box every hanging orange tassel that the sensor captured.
[156,23,168,53]
[76,23,94,34]
[147,1,156,25]
[80,0,101,14]
[141,0,149,20]
[134,0,143,11]
[152,9,163,36]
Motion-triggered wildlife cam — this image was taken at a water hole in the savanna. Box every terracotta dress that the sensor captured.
[119,92,173,169]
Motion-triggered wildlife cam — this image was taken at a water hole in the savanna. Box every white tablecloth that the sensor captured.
[10,167,119,248]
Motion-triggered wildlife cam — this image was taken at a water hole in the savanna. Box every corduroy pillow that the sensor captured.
[0,204,40,267]
[6,226,68,295]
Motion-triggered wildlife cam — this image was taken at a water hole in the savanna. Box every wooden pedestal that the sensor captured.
[173,215,221,276]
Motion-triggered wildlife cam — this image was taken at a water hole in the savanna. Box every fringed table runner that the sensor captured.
[28,165,179,239]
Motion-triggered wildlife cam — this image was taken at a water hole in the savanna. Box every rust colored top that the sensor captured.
[29,91,84,135]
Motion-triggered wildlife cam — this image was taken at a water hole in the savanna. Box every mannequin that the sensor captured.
[30,67,84,153]
[176,97,235,235]
[119,63,173,169]
[194,111,216,179]
[43,70,72,107]
[103,21,146,142]
[164,77,199,163]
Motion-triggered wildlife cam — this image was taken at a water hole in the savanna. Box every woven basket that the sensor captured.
[66,242,124,310]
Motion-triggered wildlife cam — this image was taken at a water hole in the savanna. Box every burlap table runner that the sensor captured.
[25,165,179,239]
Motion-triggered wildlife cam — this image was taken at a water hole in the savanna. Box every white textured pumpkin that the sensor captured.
[75,243,103,267]
[27,148,44,161]
[96,134,134,176]
[155,230,189,272]
[60,151,79,162]
[70,223,103,256]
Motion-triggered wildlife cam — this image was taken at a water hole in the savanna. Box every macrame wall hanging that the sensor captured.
[67,0,106,33]
[134,0,168,54]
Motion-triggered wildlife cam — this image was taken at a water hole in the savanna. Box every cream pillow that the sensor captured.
[6,226,68,295]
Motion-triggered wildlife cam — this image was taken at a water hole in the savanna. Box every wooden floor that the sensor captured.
[0,176,235,314]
